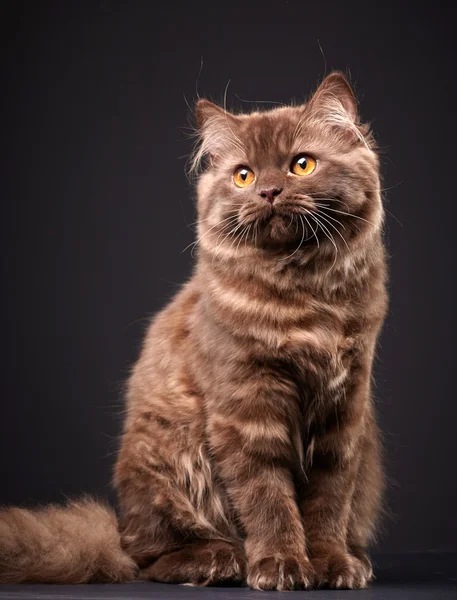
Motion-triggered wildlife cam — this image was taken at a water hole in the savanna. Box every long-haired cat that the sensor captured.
[0,72,387,590]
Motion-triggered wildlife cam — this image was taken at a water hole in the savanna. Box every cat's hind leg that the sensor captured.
[142,539,246,586]
[114,399,244,584]
[346,415,384,584]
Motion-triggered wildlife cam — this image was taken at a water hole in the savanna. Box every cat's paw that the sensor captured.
[312,552,371,589]
[142,540,246,586]
[350,546,374,581]
[247,555,314,591]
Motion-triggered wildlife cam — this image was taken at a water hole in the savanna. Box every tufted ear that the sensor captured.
[195,99,229,130]
[303,72,372,147]
[309,72,358,122]
[193,99,242,167]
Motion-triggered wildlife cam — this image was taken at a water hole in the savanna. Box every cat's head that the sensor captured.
[193,73,383,262]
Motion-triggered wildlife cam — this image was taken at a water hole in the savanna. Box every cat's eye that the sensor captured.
[290,154,317,176]
[233,166,255,188]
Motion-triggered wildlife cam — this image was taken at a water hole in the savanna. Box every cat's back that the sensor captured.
[144,279,201,353]
[124,280,202,423]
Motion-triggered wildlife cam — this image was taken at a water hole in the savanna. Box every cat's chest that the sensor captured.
[258,298,359,397]
[246,296,355,368]
[272,335,354,399]
[205,276,362,393]
[207,276,352,351]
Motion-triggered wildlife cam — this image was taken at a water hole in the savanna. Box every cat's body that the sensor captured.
[0,73,387,590]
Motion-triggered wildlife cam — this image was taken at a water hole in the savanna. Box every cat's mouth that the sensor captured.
[257,211,313,245]
[237,201,318,247]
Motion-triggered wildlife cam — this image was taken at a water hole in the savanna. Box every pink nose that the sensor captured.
[259,187,282,204]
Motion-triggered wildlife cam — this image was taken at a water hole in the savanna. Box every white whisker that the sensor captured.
[299,195,351,212]
[211,221,245,268]
[303,213,319,248]
[312,210,352,255]
[214,221,243,251]
[243,223,253,248]
[314,204,376,227]
[312,208,346,229]
[183,215,239,255]
[306,211,339,273]
[235,224,250,253]
[281,215,306,261]
[223,79,245,152]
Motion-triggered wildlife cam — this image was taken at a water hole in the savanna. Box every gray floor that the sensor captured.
[0,554,455,600]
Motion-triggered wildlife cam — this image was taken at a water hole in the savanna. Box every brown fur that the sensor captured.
[0,73,388,590]
[0,499,137,583]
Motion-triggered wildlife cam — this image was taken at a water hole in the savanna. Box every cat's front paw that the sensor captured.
[312,552,371,589]
[247,554,314,591]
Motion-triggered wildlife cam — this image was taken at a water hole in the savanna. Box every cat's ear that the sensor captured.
[310,72,358,122]
[306,72,369,145]
[196,99,239,131]
[194,99,241,166]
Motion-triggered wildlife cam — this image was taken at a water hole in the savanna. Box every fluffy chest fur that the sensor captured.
[0,72,388,592]
[193,240,384,399]
[113,72,388,591]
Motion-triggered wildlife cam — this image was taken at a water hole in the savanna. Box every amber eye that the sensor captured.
[290,154,317,176]
[233,166,255,188]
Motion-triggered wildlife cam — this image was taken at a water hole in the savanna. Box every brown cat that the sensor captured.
[0,72,387,590]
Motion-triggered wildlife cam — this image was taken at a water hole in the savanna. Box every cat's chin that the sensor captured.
[259,214,311,247]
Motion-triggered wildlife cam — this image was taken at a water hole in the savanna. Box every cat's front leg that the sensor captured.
[208,400,314,591]
[301,390,373,589]
[302,446,370,589]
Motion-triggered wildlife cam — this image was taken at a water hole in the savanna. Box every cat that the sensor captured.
[0,72,387,590]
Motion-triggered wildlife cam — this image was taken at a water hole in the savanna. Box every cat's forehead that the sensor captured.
[236,106,304,164]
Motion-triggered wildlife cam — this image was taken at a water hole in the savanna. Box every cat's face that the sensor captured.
[194,73,382,257]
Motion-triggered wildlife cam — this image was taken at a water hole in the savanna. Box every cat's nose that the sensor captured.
[259,187,283,204]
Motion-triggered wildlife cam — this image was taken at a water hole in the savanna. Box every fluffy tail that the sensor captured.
[0,497,138,584]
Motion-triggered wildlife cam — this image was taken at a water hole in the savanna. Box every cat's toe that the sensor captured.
[312,552,370,589]
[248,554,314,591]
[143,541,246,586]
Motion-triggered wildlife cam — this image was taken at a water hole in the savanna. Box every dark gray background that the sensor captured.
[1,1,456,556]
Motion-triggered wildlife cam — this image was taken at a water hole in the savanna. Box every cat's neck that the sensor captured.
[197,227,383,303]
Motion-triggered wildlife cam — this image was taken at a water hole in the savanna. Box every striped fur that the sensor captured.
[115,73,387,590]
[0,73,387,590]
